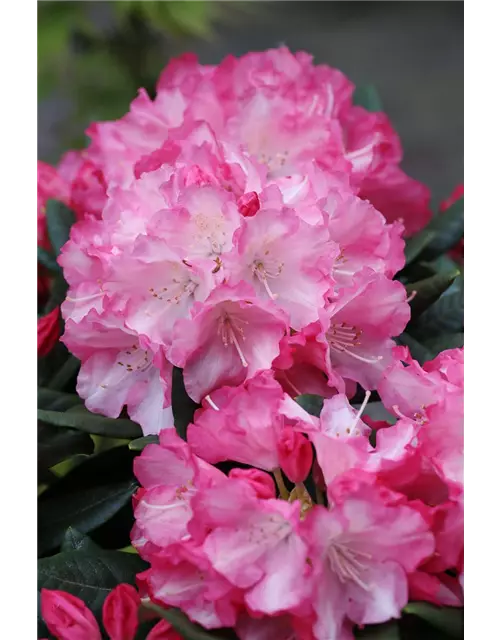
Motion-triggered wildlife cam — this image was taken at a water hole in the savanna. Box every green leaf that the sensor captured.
[404,229,437,266]
[45,199,76,256]
[38,387,83,411]
[355,620,400,638]
[420,196,464,261]
[424,332,464,357]
[172,367,200,440]
[410,273,464,339]
[38,406,142,439]
[61,527,102,553]
[396,333,433,365]
[37,246,61,272]
[38,550,147,628]
[38,480,137,554]
[47,354,80,391]
[41,445,137,496]
[129,435,159,451]
[141,601,238,639]
[38,422,94,472]
[295,394,324,417]
[406,269,459,319]
[353,84,383,112]
[404,603,464,638]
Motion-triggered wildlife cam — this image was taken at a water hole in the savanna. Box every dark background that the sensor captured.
[38,1,463,207]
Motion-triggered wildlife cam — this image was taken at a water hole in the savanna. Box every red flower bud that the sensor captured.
[229,468,276,499]
[37,306,61,357]
[237,191,260,217]
[146,619,183,640]
[40,589,101,640]
[102,584,140,640]
[277,428,313,483]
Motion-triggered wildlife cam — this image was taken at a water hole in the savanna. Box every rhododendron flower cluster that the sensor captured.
[129,346,463,639]
[57,49,417,434]
[37,48,463,640]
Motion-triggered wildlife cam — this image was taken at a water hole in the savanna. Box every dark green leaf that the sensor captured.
[38,422,94,471]
[410,273,464,339]
[61,527,102,553]
[38,406,142,439]
[172,367,199,440]
[38,387,83,411]
[395,333,433,365]
[424,332,464,357]
[47,354,80,391]
[355,620,400,638]
[44,272,69,314]
[353,84,383,112]
[295,394,324,417]
[38,550,147,628]
[129,435,159,451]
[37,246,61,272]
[403,603,463,638]
[40,445,137,497]
[404,229,437,266]
[38,480,137,554]
[406,269,459,319]
[420,197,464,261]
[45,199,76,255]
[142,601,238,639]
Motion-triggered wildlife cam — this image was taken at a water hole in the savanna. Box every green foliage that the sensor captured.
[172,367,200,440]
[353,84,384,112]
[142,601,239,639]
[295,393,324,417]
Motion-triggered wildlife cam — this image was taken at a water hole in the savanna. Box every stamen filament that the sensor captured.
[228,324,248,368]
[205,395,220,411]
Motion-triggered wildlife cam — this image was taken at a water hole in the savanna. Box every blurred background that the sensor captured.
[38,0,463,206]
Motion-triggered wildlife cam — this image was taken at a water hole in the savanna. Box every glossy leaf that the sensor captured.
[404,229,437,266]
[129,435,159,451]
[38,422,94,471]
[38,387,83,411]
[411,273,464,340]
[404,602,464,638]
[37,246,61,272]
[38,405,142,439]
[355,620,400,638]
[61,527,102,553]
[47,354,80,391]
[420,196,464,261]
[38,480,137,554]
[406,269,459,319]
[45,199,75,255]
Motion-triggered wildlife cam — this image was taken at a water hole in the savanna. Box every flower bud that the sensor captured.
[102,583,140,640]
[277,428,313,483]
[237,191,260,217]
[40,589,101,640]
[37,306,61,357]
[146,619,183,639]
[229,468,276,499]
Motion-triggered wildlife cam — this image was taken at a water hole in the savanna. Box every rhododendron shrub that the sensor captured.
[37,49,463,640]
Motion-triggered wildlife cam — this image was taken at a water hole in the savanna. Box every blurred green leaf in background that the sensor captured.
[38,1,247,160]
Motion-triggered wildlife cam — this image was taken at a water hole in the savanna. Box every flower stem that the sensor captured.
[273,468,290,499]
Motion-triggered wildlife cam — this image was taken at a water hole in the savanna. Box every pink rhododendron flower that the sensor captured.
[191,477,311,616]
[303,478,434,639]
[320,269,410,390]
[40,589,101,640]
[170,282,288,402]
